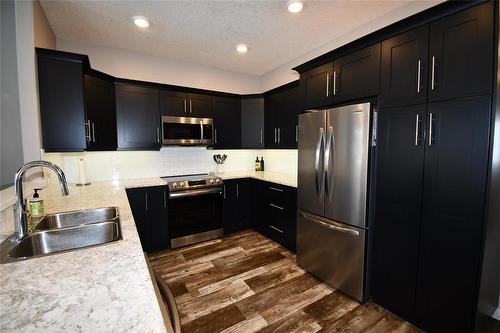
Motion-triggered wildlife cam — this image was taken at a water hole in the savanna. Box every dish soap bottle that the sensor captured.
[29,188,44,217]
[260,157,265,171]
[255,156,261,171]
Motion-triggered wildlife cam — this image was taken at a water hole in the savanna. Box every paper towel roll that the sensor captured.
[77,158,91,186]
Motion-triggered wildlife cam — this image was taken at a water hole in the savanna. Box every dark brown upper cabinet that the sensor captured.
[428,1,493,102]
[265,84,300,149]
[380,26,429,108]
[160,91,212,117]
[300,63,334,110]
[241,97,265,149]
[332,43,381,104]
[84,72,117,150]
[37,49,88,152]
[212,96,241,149]
[115,84,161,150]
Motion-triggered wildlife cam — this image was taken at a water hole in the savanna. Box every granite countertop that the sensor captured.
[0,178,169,333]
[0,171,296,332]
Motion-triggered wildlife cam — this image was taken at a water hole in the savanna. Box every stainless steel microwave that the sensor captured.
[162,116,214,146]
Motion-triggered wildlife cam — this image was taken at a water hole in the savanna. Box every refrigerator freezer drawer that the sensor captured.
[296,210,366,302]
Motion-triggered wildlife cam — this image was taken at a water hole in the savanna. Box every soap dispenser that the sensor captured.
[29,188,44,216]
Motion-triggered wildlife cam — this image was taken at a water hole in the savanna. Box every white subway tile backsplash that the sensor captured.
[42,148,297,184]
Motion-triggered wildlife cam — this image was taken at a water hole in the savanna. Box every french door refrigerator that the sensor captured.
[297,102,372,302]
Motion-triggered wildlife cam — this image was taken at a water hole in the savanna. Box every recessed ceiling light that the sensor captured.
[133,16,149,28]
[287,0,303,13]
[236,44,248,54]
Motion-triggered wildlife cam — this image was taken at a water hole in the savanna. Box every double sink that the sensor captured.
[0,207,122,264]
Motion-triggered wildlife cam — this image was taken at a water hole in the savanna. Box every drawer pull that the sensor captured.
[270,225,284,234]
[269,187,283,192]
[269,203,284,210]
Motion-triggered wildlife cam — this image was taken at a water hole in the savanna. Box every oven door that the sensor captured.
[162,116,214,146]
[168,187,223,248]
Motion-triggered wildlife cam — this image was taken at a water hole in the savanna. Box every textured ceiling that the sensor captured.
[40,0,441,76]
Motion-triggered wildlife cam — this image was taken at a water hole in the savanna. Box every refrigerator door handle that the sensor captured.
[299,211,360,236]
[315,127,325,194]
[324,126,334,195]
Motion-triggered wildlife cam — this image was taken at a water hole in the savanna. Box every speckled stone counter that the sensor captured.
[216,171,297,188]
[0,178,169,333]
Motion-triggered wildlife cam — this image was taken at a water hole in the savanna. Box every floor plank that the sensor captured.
[149,230,422,333]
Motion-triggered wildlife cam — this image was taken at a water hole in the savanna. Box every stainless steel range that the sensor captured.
[162,174,223,249]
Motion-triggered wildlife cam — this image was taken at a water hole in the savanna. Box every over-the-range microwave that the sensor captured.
[161,116,214,146]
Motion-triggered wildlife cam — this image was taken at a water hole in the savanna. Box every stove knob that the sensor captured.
[209,179,214,184]
[179,182,184,187]
[215,179,220,183]
[172,182,178,188]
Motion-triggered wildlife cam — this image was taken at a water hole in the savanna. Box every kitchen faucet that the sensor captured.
[13,161,69,241]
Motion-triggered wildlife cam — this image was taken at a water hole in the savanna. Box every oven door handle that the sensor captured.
[168,187,222,199]
[200,121,204,143]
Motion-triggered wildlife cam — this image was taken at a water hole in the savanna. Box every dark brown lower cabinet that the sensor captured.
[126,186,169,253]
[222,178,252,234]
[372,95,492,332]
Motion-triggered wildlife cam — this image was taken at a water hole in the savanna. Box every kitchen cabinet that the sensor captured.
[300,63,334,110]
[428,1,493,102]
[332,43,381,103]
[160,91,212,117]
[372,96,491,332]
[213,97,241,149]
[223,178,252,234]
[37,49,87,152]
[84,72,117,150]
[115,84,161,150]
[264,85,300,149]
[380,26,429,107]
[241,97,265,149]
[126,186,169,253]
[253,181,297,252]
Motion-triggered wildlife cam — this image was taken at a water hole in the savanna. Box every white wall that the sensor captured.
[42,148,297,184]
[57,39,261,95]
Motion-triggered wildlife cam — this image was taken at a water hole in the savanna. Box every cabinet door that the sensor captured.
[428,2,493,102]
[372,104,426,322]
[148,186,170,252]
[126,188,152,252]
[37,56,86,152]
[333,43,381,103]
[186,93,212,117]
[415,96,491,332]
[237,179,252,231]
[84,74,117,150]
[241,98,265,149]
[264,94,280,148]
[116,84,161,150]
[300,63,334,109]
[222,181,238,235]
[380,26,429,107]
[160,90,187,116]
[213,97,241,149]
[280,86,300,148]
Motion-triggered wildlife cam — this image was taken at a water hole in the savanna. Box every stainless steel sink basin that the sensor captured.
[34,207,119,231]
[8,221,122,259]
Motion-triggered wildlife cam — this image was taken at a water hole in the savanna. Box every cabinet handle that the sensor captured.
[414,114,421,146]
[85,120,91,142]
[214,129,217,144]
[163,190,167,208]
[236,184,239,199]
[326,73,330,97]
[269,203,284,210]
[431,56,436,90]
[223,185,226,199]
[428,112,434,146]
[190,100,192,113]
[274,128,277,143]
[278,128,281,144]
[296,125,299,143]
[417,60,422,93]
[270,225,284,234]
[269,186,283,192]
[156,127,160,143]
[91,122,96,142]
[184,99,187,113]
[145,193,148,211]
[260,129,263,144]
[333,71,337,95]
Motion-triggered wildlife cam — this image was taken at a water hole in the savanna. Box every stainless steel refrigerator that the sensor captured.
[297,102,372,302]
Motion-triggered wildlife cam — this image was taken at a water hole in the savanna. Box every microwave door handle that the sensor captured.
[200,121,204,143]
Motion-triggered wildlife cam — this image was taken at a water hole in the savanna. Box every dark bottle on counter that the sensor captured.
[255,156,261,171]
[260,157,265,171]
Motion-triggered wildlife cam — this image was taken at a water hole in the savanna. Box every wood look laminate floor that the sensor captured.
[148,230,422,333]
